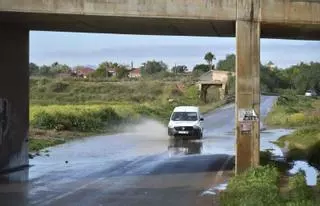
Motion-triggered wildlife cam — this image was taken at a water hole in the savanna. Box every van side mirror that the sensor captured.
[200,117,204,121]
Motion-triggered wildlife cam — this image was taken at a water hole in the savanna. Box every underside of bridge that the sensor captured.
[0,0,319,175]
[0,12,320,40]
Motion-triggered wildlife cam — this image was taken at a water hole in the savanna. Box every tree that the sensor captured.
[92,61,116,78]
[216,54,235,71]
[290,62,320,94]
[39,65,52,76]
[29,62,39,75]
[91,67,106,78]
[115,65,130,79]
[140,60,168,75]
[282,65,300,89]
[204,52,216,70]
[91,61,129,79]
[171,65,188,73]
[51,62,71,74]
[266,61,275,66]
[192,64,210,75]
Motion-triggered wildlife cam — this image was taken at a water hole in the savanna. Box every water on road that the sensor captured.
[0,96,306,206]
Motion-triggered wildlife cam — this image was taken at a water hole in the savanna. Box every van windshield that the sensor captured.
[171,112,198,121]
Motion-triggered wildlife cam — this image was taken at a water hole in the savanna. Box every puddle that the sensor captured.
[289,161,319,186]
[260,129,319,186]
[167,139,203,156]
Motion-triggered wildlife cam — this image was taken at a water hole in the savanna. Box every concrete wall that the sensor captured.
[211,71,234,85]
[0,24,29,171]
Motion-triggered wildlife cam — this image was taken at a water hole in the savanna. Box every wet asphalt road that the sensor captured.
[0,96,293,206]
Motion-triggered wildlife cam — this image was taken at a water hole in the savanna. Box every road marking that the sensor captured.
[34,177,105,206]
[216,156,232,178]
[200,155,233,196]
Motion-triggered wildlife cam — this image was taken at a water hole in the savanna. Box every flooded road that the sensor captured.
[0,96,297,206]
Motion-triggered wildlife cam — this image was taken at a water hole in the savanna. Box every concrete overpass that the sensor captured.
[0,0,319,175]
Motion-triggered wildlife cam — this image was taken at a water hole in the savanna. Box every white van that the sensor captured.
[167,106,204,139]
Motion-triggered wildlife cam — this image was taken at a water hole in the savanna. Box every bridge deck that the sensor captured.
[0,0,319,40]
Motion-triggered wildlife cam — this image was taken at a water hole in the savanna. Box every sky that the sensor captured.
[30,31,320,70]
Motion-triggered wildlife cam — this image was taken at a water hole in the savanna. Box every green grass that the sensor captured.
[266,95,320,173]
[277,126,320,150]
[29,138,66,152]
[220,165,319,206]
[220,165,281,206]
[30,77,201,105]
[266,95,320,151]
[265,95,319,128]
[30,105,122,132]
[276,130,320,168]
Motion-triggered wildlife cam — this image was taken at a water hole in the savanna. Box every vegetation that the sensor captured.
[216,54,235,72]
[192,64,210,76]
[266,95,320,170]
[30,53,320,96]
[214,54,320,95]
[91,61,129,79]
[140,60,168,76]
[29,138,66,152]
[30,105,123,132]
[30,78,202,105]
[28,53,320,154]
[220,165,320,206]
[171,65,188,73]
[265,95,319,128]
[204,52,216,70]
[29,77,225,151]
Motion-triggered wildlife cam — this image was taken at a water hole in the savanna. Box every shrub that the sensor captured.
[48,81,69,93]
[30,105,122,132]
[220,165,281,206]
[29,138,65,152]
[287,113,307,126]
[287,171,313,202]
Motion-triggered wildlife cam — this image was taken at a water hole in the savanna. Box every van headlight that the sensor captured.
[193,125,200,129]
[168,123,174,128]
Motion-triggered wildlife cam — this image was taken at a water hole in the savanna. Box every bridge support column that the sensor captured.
[235,20,261,174]
[200,84,209,103]
[0,24,29,172]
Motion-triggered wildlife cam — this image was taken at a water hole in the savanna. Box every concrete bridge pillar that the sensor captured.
[235,2,261,173]
[0,24,29,172]
[219,84,227,100]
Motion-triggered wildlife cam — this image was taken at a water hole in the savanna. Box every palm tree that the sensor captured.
[204,52,216,70]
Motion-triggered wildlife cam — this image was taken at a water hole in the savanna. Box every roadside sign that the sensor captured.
[240,121,252,134]
[238,108,258,121]
[238,108,259,134]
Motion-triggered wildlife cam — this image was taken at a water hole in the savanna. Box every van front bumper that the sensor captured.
[168,126,202,138]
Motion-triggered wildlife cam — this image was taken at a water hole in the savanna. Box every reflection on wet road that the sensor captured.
[0,96,293,206]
